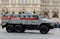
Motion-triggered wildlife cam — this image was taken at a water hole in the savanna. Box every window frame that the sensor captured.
[33,15,38,18]
[23,15,26,18]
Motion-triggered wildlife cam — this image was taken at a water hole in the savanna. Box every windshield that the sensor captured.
[41,15,50,19]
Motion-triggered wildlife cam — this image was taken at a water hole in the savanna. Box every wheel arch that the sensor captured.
[38,23,51,29]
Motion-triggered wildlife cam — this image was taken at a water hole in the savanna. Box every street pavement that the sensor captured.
[0,26,60,39]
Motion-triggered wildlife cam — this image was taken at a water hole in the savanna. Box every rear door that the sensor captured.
[2,14,11,23]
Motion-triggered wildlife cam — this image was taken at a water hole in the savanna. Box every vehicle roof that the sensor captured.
[2,12,40,16]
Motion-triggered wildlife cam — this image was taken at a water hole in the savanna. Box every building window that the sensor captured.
[23,15,26,18]
[11,0,16,5]
[52,9,59,18]
[0,0,2,5]
[32,0,38,4]
[18,0,24,4]
[2,7,8,13]
[18,0,30,4]
[43,8,49,17]
[18,15,21,17]
[33,15,38,18]
[52,2,59,6]
[2,0,9,5]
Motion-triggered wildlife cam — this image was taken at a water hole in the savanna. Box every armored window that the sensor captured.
[23,15,26,18]
[33,15,38,18]
[11,15,13,16]
[33,15,35,17]
[18,15,21,17]
[33,0,37,4]
[28,15,30,17]
[3,15,5,17]
[2,0,9,5]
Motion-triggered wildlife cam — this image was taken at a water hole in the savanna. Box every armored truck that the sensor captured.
[1,12,56,34]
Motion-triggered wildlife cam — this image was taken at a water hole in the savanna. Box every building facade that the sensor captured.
[0,0,60,18]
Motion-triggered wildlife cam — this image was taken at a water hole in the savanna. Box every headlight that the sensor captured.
[50,23,55,26]
[2,23,6,25]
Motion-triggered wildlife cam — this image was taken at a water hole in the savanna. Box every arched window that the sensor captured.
[2,0,9,5]
[2,7,8,13]
[21,7,27,13]
[52,9,59,18]
[33,0,39,4]
[11,0,16,6]
[43,8,49,17]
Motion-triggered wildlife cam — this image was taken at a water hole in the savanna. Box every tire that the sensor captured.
[6,25,14,33]
[20,29,25,33]
[40,25,49,34]
[15,25,25,33]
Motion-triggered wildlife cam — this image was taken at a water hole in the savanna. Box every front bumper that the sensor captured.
[48,23,55,29]
[49,23,57,29]
[2,25,6,29]
[2,23,7,29]
[49,25,54,29]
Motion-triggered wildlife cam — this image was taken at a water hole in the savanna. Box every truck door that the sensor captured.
[9,14,17,24]
[27,15,32,25]
[21,15,28,24]
[10,14,21,24]
[31,15,39,25]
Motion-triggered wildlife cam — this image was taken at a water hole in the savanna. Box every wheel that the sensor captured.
[40,25,49,34]
[6,25,14,33]
[15,25,25,33]
[20,28,25,33]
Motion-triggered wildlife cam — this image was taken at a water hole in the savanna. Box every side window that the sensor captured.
[11,15,13,16]
[18,15,21,17]
[23,15,26,18]
[33,15,38,18]
[28,15,30,18]
[3,15,5,17]
[33,15,35,17]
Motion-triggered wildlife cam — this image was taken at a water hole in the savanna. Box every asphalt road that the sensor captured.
[0,26,60,39]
